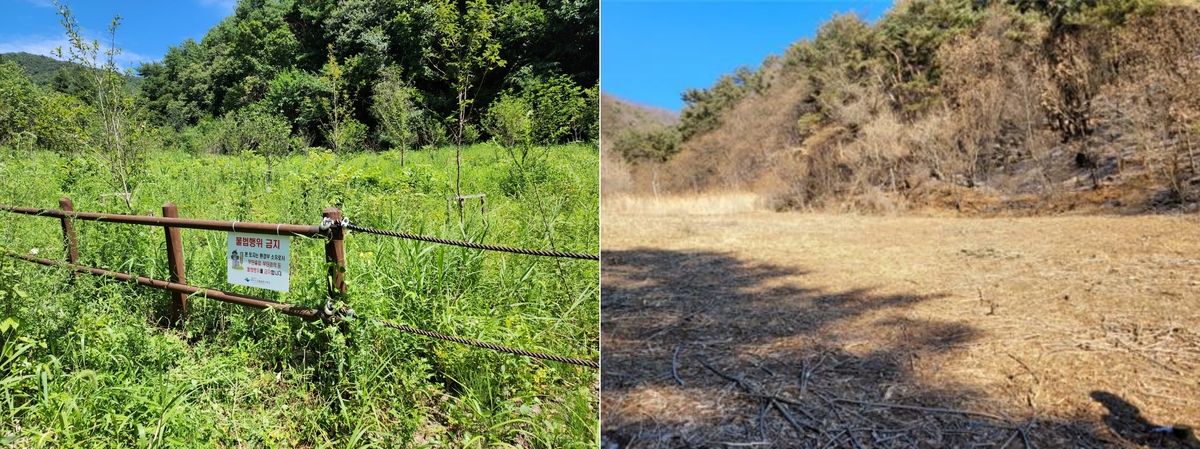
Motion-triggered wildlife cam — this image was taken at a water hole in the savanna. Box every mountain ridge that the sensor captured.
[1,51,143,90]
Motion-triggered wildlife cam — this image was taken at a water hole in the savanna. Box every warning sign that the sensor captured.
[227,233,290,292]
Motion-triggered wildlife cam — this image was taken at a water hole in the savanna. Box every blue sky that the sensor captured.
[602,0,894,112]
[0,0,236,70]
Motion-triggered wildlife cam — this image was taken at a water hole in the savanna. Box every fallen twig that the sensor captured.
[820,429,847,449]
[714,442,772,447]
[772,398,823,436]
[846,428,864,449]
[1004,352,1039,384]
[998,429,1019,449]
[672,344,684,387]
[700,358,741,384]
[833,398,1010,423]
[702,358,825,438]
[758,399,769,442]
[1019,424,1037,449]
[799,359,810,397]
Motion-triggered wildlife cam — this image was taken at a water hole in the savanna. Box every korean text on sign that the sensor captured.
[227,232,291,292]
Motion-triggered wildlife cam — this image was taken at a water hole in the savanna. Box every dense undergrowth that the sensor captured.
[0,142,599,447]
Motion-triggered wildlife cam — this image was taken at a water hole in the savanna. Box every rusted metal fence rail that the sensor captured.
[0,199,598,368]
[0,200,342,324]
[1,204,325,236]
[3,250,331,321]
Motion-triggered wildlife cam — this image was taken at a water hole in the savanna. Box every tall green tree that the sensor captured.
[372,65,419,165]
[320,46,366,153]
[423,0,506,206]
[137,39,211,130]
[132,0,598,150]
[54,1,143,211]
[0,61,40,150]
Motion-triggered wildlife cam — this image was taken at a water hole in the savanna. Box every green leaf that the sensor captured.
[0,318,16,333]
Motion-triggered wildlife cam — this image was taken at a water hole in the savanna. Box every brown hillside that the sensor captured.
[600,93,678,148]
[600,93,679,195]
[639,1,1200,215]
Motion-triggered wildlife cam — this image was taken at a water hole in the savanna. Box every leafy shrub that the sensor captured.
[397,162,444,194]
[610,126,681,164]
[583,83,599,142]
[371,66,420,153]
[174,117,220,155]
[205,107,293,157]
[484,92,532,148]
[0,60,40,149]
[262,68,330,139]
[329,117,368,153]
[34,91,92,155]
[498,156,560,197]
[411,109,448,148]
[461,122,480,145]
[522,75,592,144]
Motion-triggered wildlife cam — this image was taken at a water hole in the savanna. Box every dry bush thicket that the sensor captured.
[661,79,812,195]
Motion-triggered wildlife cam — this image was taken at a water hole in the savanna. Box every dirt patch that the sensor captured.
[602,195,1200,448]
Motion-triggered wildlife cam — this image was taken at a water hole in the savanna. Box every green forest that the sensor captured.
[2,0,597,170]
[608,0,1200,215]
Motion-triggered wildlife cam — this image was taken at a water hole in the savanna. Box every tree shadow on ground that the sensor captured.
[601,248,1198,448]
[1091,391,1200,449]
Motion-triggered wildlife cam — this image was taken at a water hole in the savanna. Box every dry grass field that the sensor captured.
[602,194,1200,448]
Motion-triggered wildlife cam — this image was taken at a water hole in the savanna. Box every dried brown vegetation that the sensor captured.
[602,199,1200,447]
[601,93,680,196]
[616,1,1200,215]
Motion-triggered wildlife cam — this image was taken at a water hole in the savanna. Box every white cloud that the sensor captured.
[0,36,68,60]
[0,35,156,70]
[111,49,156,69]
[198,0,236,15]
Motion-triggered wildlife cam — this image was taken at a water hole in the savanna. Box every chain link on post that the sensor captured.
[321,207,353,360]
[322,208,347,302]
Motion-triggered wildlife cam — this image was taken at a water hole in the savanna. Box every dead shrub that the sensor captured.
[601,146,634,196]
[654,79,813,193]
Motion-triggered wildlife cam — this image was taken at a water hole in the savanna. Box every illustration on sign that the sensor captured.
[227,233,290,292]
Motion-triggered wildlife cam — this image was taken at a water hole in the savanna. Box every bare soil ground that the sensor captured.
[602,194,1200,448]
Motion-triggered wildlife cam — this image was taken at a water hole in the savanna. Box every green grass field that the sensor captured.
[0,143,599,447]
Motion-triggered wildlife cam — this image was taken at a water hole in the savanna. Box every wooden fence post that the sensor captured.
[162,203,187,325]
[323,207,346,304]
[58,198,79,265]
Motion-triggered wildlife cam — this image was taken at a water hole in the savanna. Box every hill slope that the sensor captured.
[600,93,679,194]
[600,93,677,143]
[1,51,143,91]
[0,52,73,85]
[641,0,1200,215]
